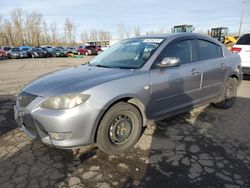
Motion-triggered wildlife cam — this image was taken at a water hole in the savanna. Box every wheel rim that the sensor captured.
[109,114,133,145]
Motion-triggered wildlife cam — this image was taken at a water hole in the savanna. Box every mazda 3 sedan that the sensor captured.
[14,33,242,154]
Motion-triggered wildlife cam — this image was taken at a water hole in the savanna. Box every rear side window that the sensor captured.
[160,40,197,64]
[236,34,250,45]
[198,40,221,61]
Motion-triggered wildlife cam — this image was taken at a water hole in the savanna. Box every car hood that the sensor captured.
[23,64,136,97]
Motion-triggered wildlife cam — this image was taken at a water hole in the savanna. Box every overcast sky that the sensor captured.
[1,0,249,39]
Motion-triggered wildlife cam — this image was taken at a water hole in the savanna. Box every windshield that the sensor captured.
[89,38,164,69]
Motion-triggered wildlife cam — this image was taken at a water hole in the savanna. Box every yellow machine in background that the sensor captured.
[210,27,238,50]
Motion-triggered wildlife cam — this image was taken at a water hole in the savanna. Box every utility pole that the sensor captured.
[238,0,246,36]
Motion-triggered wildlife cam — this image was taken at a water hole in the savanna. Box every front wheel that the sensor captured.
[212,77,238,109]
[96,102,142,155]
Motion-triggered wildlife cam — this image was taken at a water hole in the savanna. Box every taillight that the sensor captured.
[231,47,242,53]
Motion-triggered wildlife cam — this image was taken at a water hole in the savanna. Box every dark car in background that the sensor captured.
[0,49,7,58]
[56,47,70,54]
[41,47,56,57]
[20,46,33,58]
[53,47,67,57]
[95,46,103,54]
[77,45,98,55]
[67,47,79,55]
[30,48,47,58]
[2,46,12,54]
[8,48,28,59]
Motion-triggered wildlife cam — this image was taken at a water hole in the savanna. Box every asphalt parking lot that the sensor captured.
[0,58,249,188]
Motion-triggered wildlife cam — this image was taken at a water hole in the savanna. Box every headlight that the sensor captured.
[41,94,90,110]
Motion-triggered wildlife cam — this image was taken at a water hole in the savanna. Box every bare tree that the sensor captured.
[50,22,58,45]
[133,27,141,37]
[0,15,4,45]
[146,30,156,35]
[42,20,50,44]
[117,24,128,40]
[10,9,25,45]
[98,30,112,41]
[26,12,43,46]
[88,29,98,41]
[81,29,112,43]
[3,19,14,45]
[81,30,89,43]
[0,8,114,47]
[64,18,76,45]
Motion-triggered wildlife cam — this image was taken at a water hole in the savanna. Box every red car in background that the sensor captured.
[0,46,12,58]
[0,49,7,58]
[77,45,98,56]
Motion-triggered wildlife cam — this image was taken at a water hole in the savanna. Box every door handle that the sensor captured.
[191,68,200,75]
[220,63,227,70]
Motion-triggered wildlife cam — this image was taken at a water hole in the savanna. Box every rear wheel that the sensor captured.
[96,102,142,155]
[212,77,238,109]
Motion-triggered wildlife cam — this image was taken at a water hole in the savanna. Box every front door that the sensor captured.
[147,39,202,119]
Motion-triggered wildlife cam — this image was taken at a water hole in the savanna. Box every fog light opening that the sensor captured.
[48,132,72,141]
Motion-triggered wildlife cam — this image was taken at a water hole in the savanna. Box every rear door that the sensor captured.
[148,38,202,119]
[197,39,228,102]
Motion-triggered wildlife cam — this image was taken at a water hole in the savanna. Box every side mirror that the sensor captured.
[159,57,180,68]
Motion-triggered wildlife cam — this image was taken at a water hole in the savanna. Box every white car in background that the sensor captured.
[231,33,250,75]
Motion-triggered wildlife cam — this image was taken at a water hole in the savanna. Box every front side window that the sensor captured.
[198,40,221,61]
[89,38,164,69]
[158,40,196,65]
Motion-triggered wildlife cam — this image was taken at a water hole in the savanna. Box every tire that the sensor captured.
[212,77,238,109]
[96,102,142,155]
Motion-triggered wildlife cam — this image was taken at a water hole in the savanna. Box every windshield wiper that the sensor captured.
[95,64,115,69]
[117,66,137,69]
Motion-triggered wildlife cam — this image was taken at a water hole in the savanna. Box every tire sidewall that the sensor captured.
[213,77,238,109]
[97,102,142,154]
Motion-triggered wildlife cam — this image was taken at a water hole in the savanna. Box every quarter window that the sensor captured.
[198,40,222,60]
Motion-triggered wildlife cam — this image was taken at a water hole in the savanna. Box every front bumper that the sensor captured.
[14,96,102,148]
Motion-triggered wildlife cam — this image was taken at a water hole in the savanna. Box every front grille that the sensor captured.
[18,91,37,108]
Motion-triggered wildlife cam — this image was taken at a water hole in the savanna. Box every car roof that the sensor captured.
[131,32,222,47]
[134,32,210,39]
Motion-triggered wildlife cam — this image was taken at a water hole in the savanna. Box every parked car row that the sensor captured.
[0,45,105,59]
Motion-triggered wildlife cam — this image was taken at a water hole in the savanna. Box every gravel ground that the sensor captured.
[0,58,249,188]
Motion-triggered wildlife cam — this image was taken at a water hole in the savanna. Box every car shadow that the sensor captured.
[0,95,18,135]
[1,98,250,187]
[122,96,250,187]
